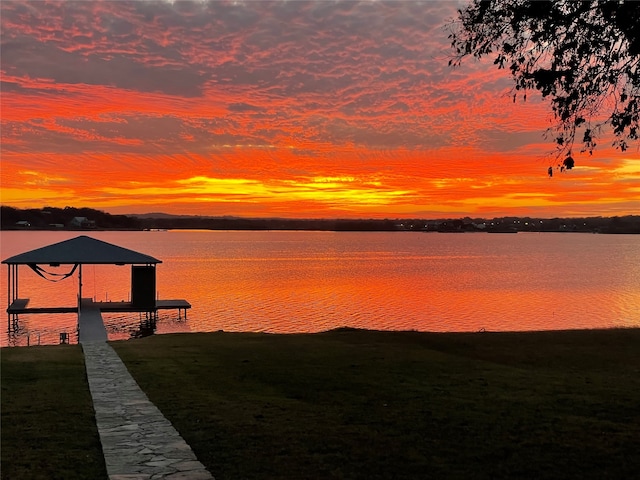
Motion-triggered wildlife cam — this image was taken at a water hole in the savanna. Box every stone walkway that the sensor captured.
[83,341,214,480]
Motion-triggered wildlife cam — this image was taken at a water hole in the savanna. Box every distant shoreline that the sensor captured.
[2,226,639,234]
[2,206,640,233]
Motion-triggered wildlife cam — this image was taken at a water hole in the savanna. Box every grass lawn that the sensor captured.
[1,345,107,480]
[112,328,640,480]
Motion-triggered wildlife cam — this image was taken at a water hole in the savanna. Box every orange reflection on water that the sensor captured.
[2,230,639,346]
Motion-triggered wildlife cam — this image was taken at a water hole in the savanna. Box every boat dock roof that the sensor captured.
[2,235,161,265]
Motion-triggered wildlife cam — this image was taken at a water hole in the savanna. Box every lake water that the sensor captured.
[2,230,639,346]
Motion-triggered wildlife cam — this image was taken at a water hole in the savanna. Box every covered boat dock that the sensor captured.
[3,235,190,342]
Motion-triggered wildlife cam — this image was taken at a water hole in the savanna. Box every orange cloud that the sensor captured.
[1,1,638,218]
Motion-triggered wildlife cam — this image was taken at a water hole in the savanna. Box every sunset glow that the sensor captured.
[2,0,638,218]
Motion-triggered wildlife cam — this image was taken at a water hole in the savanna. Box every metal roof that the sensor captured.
[2,235,162,265]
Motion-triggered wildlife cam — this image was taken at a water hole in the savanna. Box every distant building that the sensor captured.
[70,217,96,229]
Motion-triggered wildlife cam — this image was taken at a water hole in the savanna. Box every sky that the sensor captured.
[1,0,639,219]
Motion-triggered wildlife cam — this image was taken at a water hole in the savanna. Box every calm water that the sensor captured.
[2,230,639,346]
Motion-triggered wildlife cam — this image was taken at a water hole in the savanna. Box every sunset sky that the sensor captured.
[2,0,639,219]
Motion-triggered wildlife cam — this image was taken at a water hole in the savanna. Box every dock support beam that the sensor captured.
[7,264,20,333]
[77,264,83,332]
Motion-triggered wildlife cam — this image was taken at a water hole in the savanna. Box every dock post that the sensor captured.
[6,265,9,333]
[77,264,83,333]
[78,264,83,312]
[7,264,20,334]
[7,265,14,333]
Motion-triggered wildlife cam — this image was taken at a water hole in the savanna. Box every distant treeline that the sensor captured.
[1,206,140,230]
[2,206,639,234]
[137,215,401,232]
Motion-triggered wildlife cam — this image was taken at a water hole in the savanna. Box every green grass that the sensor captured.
[2,329,639,479]
[1,345,107,480]
[111,328,640,480]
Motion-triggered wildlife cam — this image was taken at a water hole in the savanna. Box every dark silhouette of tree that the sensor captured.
[449,0,639,172]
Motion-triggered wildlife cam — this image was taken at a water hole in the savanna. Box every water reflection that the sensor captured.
[104,311,191,342]
[3,313,78,347]
[2,230,639,346]
[3,310,190,347]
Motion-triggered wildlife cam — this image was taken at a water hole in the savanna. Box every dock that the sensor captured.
[91,299,191,318]
[7,299,77,315]
[77,298,191,343]
[7,298,190,316]
[4,235,191,340]
[7,297,191,342]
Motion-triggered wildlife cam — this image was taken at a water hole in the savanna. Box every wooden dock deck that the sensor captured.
[78,299,108,343]
[92,299,191,314]
[7,299,78,315]
[7,298,190,316]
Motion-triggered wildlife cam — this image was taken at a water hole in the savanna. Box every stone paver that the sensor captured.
[83,342,214,480]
